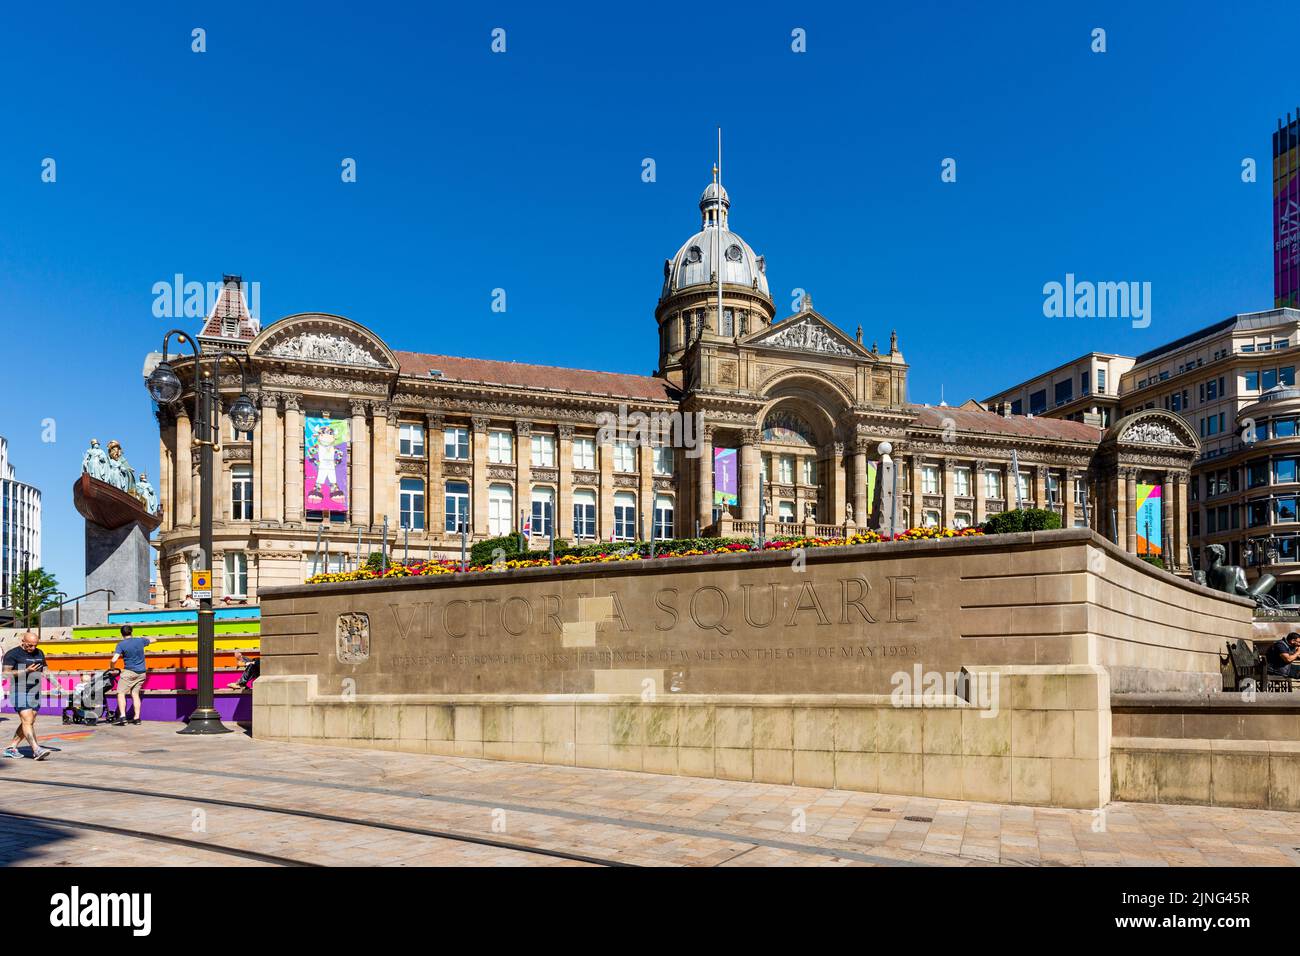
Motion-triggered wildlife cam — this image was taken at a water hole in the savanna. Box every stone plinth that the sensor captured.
[254,528,1253,808]
[86,519,151,607]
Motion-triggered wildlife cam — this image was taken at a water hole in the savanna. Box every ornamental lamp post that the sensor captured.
[146,331,257,735]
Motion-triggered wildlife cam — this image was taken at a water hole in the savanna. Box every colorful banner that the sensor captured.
[866,461,878,516]
[1135,482,1162,556]
[304,417,350,513]
[1276,118,1300,309]
[713,447,737,507]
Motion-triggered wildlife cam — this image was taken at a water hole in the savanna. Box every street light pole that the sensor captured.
[148,331,257,735]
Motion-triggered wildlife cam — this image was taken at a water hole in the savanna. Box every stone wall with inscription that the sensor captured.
[259,528,1250,699]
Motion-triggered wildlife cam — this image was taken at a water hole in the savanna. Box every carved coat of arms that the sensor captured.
[336,612,370,664]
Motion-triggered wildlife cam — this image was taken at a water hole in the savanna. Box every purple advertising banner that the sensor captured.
[1275,121,1299,309]
[713,448,737,507]
[304,417,350,513]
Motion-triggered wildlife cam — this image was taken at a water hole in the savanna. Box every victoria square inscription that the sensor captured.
[355,571,924,695]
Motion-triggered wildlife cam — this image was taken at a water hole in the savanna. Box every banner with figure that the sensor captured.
[1135,482,1162,555]
[713,448,737,507]
[304,417,350,513]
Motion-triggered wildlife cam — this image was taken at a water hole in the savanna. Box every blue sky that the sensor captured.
[0,0,1295,591]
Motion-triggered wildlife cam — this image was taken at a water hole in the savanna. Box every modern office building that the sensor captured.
[0,436,42,611]
[1276,112,1300,310]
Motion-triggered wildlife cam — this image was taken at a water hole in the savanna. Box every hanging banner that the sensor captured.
[866,461,878,516]
[1135,482,1162,555]
[304,417,350,513]
[713,447,737,507]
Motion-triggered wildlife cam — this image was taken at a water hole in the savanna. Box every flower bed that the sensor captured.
[304,526,983,584]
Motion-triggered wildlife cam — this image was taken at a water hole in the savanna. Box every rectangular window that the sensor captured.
[1017,473,1032,504]
[1097,369,1107,393]
[1081,372,1090,395]
[802,458,817,486]
[530,433,555,467]
[761,454,770,482]
[1248,500,1269,527]
[923,509,941,528]
[653,495,674,540]
[954,512,972,530]
[1046,473,1062,505]
[1029,389,1047,415]
[572,490,596,540]
[921,465,939,495]
[231,465,253,520]
[530,487,554,537]
[399,478,425,530]
[1278,497,1298,523]
[444,481,470,532]
[223,552,248,597]
[1245,370,1260,391]
[488,484,513,537]
[487,430,513,464]
[983,468,1003,499]
[1053,379,1073,406]
[1279,420,1298,438]
[778,501,795,523]
[1284,367,1297,387]
[613,442,636,473]
[953,467,971,497]
[1264,369,1279,390]
[572,437,596,470]
[1010,399,1023,415]
[1278,459,1298,483]
[778,455,794,484]
[444,427,469,460]
[653,446,674,476]
[613,492,636,541]
[398,422,425,457]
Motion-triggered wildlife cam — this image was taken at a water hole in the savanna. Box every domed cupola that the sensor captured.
[654,170,776,384]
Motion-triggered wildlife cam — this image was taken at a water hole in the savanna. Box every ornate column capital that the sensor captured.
[700,424,716,443]
[370,401,390,420]
[853,436,871,455]
[426,413,445,431]
[259,391,280,410]
[514,420,533,437]
[741,429,760,446]
[557,423,575,439]
[349,400,369,418]
[973,459,987,472]
[282,394,301,412]
[471,416,490,434]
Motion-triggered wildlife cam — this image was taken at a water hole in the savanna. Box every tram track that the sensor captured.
[0,777,623,867]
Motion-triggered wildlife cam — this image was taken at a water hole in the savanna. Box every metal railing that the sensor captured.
[45,588,116,629]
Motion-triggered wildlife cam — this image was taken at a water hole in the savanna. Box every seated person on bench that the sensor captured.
[1267,632,1300,678]
[228,651,260,691]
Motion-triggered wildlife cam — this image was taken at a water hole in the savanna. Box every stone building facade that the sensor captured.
[149,181,1200,604]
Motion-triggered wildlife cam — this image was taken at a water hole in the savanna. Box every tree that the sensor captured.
[13,568,60,628]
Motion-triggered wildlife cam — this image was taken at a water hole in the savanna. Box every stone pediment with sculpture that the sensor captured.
[249,314,398,372]
[745,313,863,359]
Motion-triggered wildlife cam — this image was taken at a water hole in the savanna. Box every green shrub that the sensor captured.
[982,508,1062,535]
[469,535,524,565]
[1139,554,1165,570]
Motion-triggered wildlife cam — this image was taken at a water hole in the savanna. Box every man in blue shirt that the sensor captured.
[109,625,152,726]
[3,632,51,759]
[1267,633,1300,678]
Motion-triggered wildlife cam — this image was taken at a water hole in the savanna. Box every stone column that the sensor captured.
[350,401,371,528]
[1033,465,1047,511]
[829,442,846,525]
[384,405,401,528]
[853,440,868,526]
[371,403,395,528]
[158,410,174,532]
[426,414,444,537]
[1174,474,1189,570]
[599,435,616,540]
[1125,468,1138,553]
[257,392,279,522]
[212,399,225,521]
[910,455,924,527]
[515,421,533,537]
[175,407,192,527]
[1162,472,1176,568]
[283,396,302,524]
[973,459,987,525]
[557,424,574,540]
[1064,472,1077,529]
[471,416,489,536]
[740,430,760,523]
[1112,472,1126,546]
[941,458,955,528]
[639,442,655,540]
[696,425,714,534]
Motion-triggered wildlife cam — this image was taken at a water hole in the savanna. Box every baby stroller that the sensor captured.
[62,668,120,725]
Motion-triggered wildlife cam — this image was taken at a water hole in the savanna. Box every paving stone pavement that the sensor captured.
[2,718,1300,867]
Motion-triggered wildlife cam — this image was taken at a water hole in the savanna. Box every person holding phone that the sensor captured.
[2,632,52,760]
